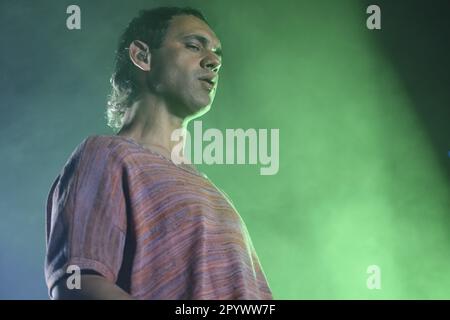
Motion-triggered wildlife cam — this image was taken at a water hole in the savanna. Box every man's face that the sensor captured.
[147,15,222,118]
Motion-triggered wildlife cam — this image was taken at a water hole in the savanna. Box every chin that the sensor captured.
[192,93,213,111]
[198,93,214,106]
[186,101,211,121]
[180,90,215,118]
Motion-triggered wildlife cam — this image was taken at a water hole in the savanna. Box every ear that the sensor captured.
[129,40,151,71]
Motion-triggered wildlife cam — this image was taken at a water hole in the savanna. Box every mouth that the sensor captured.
[198,76,217,92]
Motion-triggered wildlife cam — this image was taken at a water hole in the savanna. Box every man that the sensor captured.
[45,7,272,300]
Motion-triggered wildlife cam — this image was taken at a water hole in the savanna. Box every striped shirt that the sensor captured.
[45,135,273,299]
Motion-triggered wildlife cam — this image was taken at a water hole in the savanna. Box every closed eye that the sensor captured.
[186,43,200,51]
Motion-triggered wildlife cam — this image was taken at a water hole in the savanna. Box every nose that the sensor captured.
[201,51,221,73]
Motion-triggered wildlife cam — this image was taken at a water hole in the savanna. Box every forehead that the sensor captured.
[164,15,221,49]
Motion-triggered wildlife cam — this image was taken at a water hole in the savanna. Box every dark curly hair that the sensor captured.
[106,7,208,132]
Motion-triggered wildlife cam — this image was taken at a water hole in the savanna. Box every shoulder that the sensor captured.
[63,135,136,172]
[48,135,137,207]
[82,134,138,158]
[82,135,131,153]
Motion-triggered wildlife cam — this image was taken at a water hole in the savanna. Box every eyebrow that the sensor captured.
[182,34,223,58]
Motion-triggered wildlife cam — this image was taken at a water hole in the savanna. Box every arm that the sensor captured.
[46,138,130,300]
[51,274,135,300]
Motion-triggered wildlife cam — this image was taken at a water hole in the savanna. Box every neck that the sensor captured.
[116,92,189,162]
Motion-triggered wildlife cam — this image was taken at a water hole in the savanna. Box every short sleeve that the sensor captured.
[44,137,127,296]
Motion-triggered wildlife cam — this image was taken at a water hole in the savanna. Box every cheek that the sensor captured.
[171,65,197,91]
[153,50,199,91]
[171,52,198,78]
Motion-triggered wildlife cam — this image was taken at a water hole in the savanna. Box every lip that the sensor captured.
[198,74,217,89]
[199,79,215,92]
